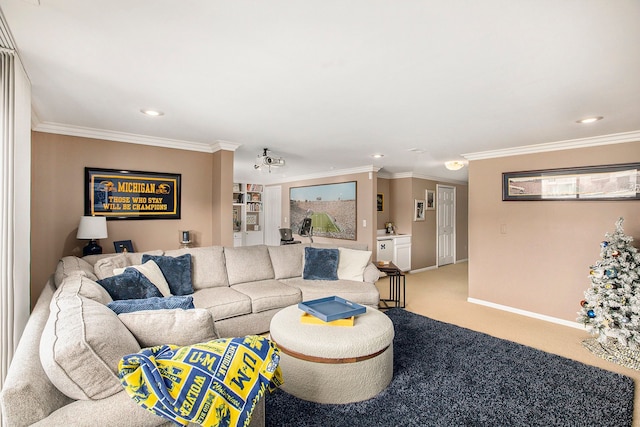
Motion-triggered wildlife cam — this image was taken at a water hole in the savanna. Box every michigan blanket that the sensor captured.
[118,336,283,427]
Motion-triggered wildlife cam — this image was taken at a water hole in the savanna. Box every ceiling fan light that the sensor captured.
[445,161,465,171]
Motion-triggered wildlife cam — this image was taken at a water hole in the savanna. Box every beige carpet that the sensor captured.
[375,261,640,427]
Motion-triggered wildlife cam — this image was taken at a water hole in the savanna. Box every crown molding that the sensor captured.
[378,170,467,186]
[268,165,381,184]
[462,130,640,161]
[31,121,237,153]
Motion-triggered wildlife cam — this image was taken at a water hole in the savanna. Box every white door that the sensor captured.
[437,185,456,266]
[264,185,282,246]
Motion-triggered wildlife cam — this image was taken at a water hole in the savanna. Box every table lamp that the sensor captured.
[77,216,108,256]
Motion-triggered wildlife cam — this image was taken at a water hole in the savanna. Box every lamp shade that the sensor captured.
[77,216,108,239]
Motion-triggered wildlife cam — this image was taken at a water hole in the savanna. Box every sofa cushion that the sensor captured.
[165,246,229,289]
[267,244,305,279]
[192,286,253,321]
[40,284,141,400]
[94,254,128,280]
[58,275,113,305]
[91,251,165,279]
[303,247,339,280]
[113,260,172,297]
[337,247,372,282]
[54,256,98,287]
[141,254,194,296]
[118,308,218,347]
[232,280,301,313]
[224,245,275,285]
[283,277,380,307]
[107,295,194,314]
[97,269,163,300]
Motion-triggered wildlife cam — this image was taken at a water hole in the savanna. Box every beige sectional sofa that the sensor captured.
[1,243,380,426]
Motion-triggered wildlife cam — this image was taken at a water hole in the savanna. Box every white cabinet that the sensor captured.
[376,234,411,272]
[394,235,412,272]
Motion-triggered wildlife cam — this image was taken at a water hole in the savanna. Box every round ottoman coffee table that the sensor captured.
[269,304,394,404]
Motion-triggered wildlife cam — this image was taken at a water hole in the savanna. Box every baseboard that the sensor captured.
[409,265,438,274]
[467,298,584,330]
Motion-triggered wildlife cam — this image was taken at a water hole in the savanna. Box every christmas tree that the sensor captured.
[578,218,640,349]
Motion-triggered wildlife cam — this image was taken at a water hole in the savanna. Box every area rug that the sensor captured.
[265,308,634,426]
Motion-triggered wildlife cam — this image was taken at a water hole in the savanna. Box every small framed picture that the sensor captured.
[114,240,134,253]
[426,190,436,210]
[377,193,384,212]
[414,199,425,221]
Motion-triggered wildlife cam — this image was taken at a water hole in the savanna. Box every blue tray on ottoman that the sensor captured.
[298,296,366,322]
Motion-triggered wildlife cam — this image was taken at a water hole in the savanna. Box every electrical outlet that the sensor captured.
[363,219,367,227]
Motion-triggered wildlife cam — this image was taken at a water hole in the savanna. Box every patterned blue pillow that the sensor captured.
[97,269,163,300]
[303,247,339,280]
[107,295,194,314]
[141,254,194,296]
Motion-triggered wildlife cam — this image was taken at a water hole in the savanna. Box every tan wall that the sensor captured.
[468,141,640,323]
[31,132,231,305]
[376,178,391,229]
[279,172,377,252]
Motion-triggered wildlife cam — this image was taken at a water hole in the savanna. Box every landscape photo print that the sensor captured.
[289,181,357,240]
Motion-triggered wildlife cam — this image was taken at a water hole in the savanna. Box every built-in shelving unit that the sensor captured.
[232,183,264,246]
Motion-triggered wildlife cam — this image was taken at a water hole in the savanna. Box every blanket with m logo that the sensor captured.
[118,336,282,427]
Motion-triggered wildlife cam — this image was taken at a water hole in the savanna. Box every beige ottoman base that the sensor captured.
[270,305,395,404]
[278,344,393,404]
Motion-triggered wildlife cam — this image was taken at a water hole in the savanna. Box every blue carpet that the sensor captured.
[265,308,634,426]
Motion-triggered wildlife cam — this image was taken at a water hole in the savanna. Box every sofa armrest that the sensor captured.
[363,263,381,283]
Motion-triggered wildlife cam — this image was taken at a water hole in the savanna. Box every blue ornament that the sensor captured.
[605,269,617,278]
[587,310,596,318]
[601,241,609,248]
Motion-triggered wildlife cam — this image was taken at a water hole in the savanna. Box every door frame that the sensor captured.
[436,184,456,267]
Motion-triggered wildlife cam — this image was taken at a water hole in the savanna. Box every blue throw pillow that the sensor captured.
[97,269,163,300]
[107,295,195,314]
[141,254,194,296]
[303,247,339,280]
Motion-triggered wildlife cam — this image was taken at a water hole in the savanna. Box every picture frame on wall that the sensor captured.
[426,190,435,210]
[414,199,425,221]
[502,163,640,201]
[377,193,384,212]
[85,167,181,220]
[289,181,357,240]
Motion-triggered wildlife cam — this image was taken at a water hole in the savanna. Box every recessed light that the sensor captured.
[576,116,603,124]
[140,109,164,117]
[371,154,384,159]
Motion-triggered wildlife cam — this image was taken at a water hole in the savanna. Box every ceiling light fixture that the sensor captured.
[140,109,164,117]
[445,161,465,171]
[254,148,285,173]
[576,116,603,124]
[371,154,384,159]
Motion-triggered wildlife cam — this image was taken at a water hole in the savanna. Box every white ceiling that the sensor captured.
[2,0,640,184]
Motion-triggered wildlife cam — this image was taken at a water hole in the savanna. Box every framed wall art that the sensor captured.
[377,193,384,212]
[426,190,435,210]
[503,163,640,201]
[414,199,425,221]
[289,181,357,240]
[85,167,181,220]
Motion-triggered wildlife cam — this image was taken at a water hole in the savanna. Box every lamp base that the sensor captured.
[83,240,103,256]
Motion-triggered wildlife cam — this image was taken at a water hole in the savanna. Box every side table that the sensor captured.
[377,261,406,309]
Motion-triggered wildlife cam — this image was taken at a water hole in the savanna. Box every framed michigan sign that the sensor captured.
[85,168,181,220]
